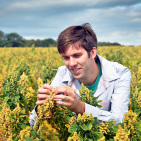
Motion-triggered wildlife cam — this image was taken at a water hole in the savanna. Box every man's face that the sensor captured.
[61,44,96,83]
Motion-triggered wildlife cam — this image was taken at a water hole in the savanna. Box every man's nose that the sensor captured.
[69,57,77,67]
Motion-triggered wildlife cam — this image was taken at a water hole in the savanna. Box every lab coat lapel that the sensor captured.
[94,76,110,97]
[94,56,120,97]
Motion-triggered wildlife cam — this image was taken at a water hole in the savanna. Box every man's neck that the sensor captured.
[80,61,99,86]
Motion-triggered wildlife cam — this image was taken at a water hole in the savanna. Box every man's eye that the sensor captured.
[74,54,80,58]
[63,57,69,60]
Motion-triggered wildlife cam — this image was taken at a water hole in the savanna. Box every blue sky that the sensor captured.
[0,0,141,46]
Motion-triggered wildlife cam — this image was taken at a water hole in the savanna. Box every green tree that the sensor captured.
[0,30,5,41]
[41,38,57,47]
[4,33,25,47]
[6,33,23,41]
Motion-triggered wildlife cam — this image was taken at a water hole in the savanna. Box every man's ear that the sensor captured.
[90,47,97,59]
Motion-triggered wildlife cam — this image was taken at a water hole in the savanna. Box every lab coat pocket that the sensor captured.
[99,100,111,111]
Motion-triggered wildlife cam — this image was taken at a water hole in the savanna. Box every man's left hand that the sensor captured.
[54,86,85,114]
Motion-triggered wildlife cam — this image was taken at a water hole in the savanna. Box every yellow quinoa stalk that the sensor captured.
[67,132,80,141]
[10,103,28,138]
[19,72,35,101]
[79,83,93,104]
[128,98,132,110]
[19,72,29,96]
[131,72,137,94]
[18,126,37,141]
[19,72,35,112]
[19,126,31,141]
[47,77,54,85]
[38,120,59,141]
[47,78,51,85]
[137,67,141,83]
[37,77,43,88]
[79,83,102,108]
[99,122,111,135]
[68,116,77,126]
[41,60,57,84]
[132,86,139,101]
[99,120,116,139]
[114,125,130,141]
[0,126,7,141]
[6,135,13,141]
[123,110,137,138]
[77,112,94,123]
[137,91,141,108]
[0,103,12,140]
[25,86,35,110]
[12,103,26,124]
[2,64,8,80]
[65,116,77,129]
[88,113,94,121]
[33,91,58,132]
[67,112,102,141]
[98,136,105,141]
[81,112,88,122]
[66,112,94,129]
[0,73,3,103]
[5,70,19,94]
[0,73,3,93]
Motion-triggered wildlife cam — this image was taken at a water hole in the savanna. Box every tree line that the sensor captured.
[0,30,121,47]
[0,30,57,47]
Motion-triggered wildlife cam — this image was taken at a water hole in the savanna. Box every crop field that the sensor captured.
[0,46,141,140]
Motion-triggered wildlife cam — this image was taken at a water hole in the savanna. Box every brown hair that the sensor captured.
[57,23,97,57]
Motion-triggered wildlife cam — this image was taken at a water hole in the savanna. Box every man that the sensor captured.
[29,23,131,128]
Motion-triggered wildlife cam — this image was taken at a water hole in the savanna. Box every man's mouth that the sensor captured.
[70,68,81,74]
[73,69,79,71]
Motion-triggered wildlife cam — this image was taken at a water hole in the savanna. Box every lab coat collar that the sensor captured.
[98,55,120,81]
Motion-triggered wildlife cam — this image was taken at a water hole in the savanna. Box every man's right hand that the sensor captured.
[36,84,54,105]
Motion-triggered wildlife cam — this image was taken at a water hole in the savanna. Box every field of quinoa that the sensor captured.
[0,46,141,141]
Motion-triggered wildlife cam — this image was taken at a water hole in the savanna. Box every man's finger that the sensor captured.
[54,95,72,101]
[36,100,45,105]
[56,100,71,107]
[55,86,75,96]
[37,94,50,100]
[41,84,54,91]
[38,88,51,94]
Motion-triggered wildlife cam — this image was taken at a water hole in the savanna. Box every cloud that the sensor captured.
[3,0,141,10]
[24,35,47,40]
[98,30,141,46]
[1,0,140,18]
[0,0,141,46]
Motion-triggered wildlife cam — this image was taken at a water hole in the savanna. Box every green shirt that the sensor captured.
[86,60,102,92]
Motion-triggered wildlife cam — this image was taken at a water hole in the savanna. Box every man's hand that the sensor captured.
[36,84,54,105]
[54,86,85,114]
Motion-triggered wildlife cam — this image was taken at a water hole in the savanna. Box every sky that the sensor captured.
[0,0,141,46]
